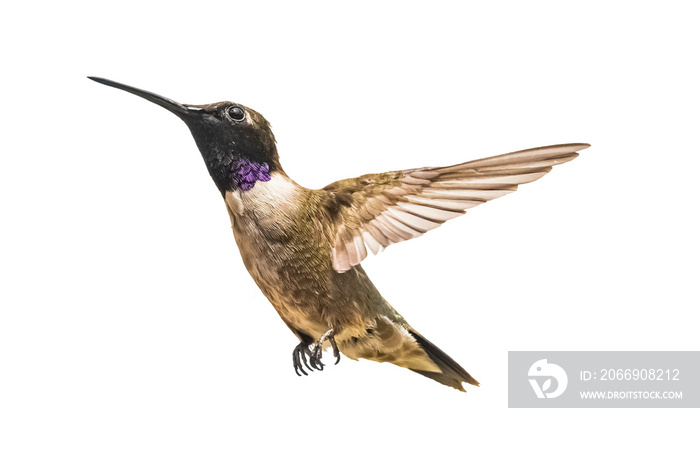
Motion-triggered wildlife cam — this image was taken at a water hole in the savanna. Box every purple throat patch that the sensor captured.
[230,159,272,191]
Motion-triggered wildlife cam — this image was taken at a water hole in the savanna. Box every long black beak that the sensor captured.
[88,77,194,118]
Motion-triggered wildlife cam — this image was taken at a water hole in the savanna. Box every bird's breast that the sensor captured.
[223,174,335,327]
[222,176,382,340]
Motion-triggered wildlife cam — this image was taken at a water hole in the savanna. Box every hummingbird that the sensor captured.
[89,77,588,391]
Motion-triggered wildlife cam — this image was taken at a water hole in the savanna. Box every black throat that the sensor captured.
[185,117,281,193]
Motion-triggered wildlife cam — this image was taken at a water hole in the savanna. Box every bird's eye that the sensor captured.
[227,106,245,121]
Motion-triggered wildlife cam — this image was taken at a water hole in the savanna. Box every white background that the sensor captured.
[1,1,698,465]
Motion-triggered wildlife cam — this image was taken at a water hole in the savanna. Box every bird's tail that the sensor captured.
[408,329,479,392]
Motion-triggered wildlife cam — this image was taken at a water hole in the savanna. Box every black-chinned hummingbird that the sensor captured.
[89,77,589,391]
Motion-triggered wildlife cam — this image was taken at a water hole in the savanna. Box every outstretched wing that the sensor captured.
[323,143,589,272]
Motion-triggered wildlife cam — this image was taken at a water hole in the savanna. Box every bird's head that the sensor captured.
[88,77,280,193]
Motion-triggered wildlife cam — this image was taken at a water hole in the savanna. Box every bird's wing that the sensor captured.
[323,143,589,272]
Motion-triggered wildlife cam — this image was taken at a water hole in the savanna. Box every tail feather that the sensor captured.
[409,330,479,392]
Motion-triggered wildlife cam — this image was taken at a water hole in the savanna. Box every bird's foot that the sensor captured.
[309,328,341,370]
[292,341,314,376]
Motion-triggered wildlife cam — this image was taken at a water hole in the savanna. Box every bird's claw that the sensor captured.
[292,329,341,376]
[330,335,341,365]
[292,342,314,376]
[310,344,325,371]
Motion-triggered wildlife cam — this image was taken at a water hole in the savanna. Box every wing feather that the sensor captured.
[325,143,589,272]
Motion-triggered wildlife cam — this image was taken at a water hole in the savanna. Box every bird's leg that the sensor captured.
[292,341,314,376]
[309,328,341,369]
